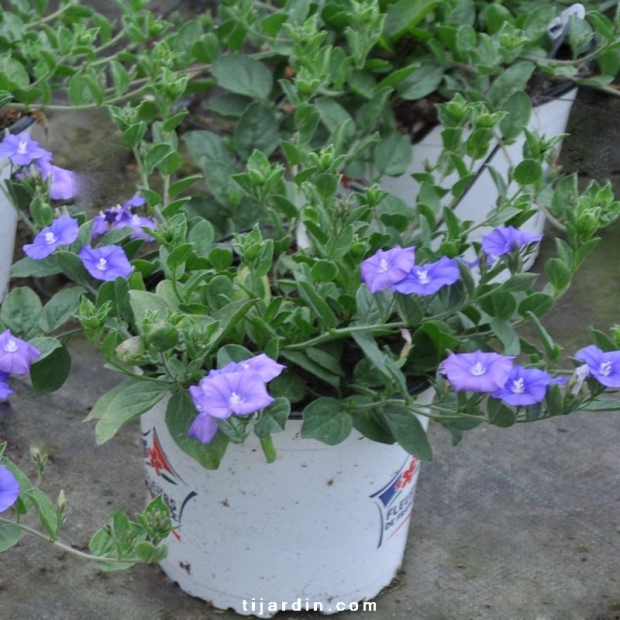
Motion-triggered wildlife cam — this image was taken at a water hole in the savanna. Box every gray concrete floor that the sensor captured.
[2,89,620,620]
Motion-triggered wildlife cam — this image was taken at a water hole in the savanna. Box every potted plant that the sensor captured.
[2,0,620,616]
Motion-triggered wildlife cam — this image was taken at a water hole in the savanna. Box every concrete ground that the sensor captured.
[2,79,620,620]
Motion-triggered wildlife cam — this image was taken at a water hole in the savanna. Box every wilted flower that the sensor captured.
[574,345,620,388]
[0,330,41,375]
[392,256,460,296]
[361,246,415,293]
[442,350,514,393]
[492,366,564,406]
[23,214,79,260]
[481,226,543,257]
[34,159,77,201]
[78,244,134,281]
[0,467,20,512]
[0,133,50,166]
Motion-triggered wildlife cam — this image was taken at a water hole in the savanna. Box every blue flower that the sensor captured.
[78,245,134,281]
[0,330,41,375]
[23,215,79,260]
[574,345,620,388]
[0,133,51,166]
[361,246,415,293]
[0,467,19,513]
[392,256,460,296]
[481,226,543,257]
[492,366,564,406]
[442,351,514,393]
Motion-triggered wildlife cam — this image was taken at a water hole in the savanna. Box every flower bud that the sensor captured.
[115,336,145,362]
[142,322,179,352]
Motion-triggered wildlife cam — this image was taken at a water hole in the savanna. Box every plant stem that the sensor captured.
[282,322,406,351]
[0,516,136,565]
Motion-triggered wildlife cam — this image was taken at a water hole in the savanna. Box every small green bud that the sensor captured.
[142,322,179,352]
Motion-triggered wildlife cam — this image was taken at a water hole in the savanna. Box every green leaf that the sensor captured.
[0,287,42,338]
[582,399,620,412]
[384,0,441,37]
[487,62,535,109]
[380,403,432,461]
[374,132,412,176]
[491,317,520,355]
[234,102,279,159]
[397,62,445,100]
[87,380,170,444]
[39,287,86,333]
[212,53,273,100]
[280,350,340,388]
[10,257,62,278]
[29,342,71,393]
[301,398,353,445]
[499,91,531,141]
[487,397,516,427]
[183,131,237,204]
[254,398,290,438]
[165,389,229,469]
[27,487,59,539]
[0,523,21,551]
[128,290,170,325]
[297,280,337,329]
[545,258,571,293]
[514,159,543,185]
[518,293,554,318]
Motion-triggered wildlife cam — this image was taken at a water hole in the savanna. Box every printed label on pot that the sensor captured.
[371,456,420,548]
[142,426,196,542]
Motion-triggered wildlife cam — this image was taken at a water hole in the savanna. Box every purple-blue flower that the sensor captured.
[23,215,79,260]
[392,256,460,296]
[0,330,41,375]
[192,370,274,420]
[574,345,620,388]
[91,199,156,241]
[442,350,514,393]
[481,226,543,257]
[78,244,134,281]
[0,372,12,399]
[361,246,415,293]
[114,210,157,241]
[216,354,286,382]
[0,133,51,166]
[188,411,220,444]
[492,365,564,406]
[0,467,20,513]
[34,159,76,201]
[122,193,146,209]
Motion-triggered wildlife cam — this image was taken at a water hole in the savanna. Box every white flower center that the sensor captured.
[17,140,28,155]
[44,232,57,245]
[229,392,243,406]
[471,362,486,376]
[600,361,612,376]
[4,339,18,353]
[511,378,525,394]
[378,258,390,273]
[96,258,107,271]
[417,269,430,284]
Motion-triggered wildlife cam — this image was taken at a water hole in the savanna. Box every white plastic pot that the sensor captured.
[0,153,18,301]
[377,87,579,269]
[140,386,435,617]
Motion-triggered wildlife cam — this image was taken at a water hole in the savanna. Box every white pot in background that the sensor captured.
[141,387,435,617]
[0,153,18,301]
[377,88,579,270]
